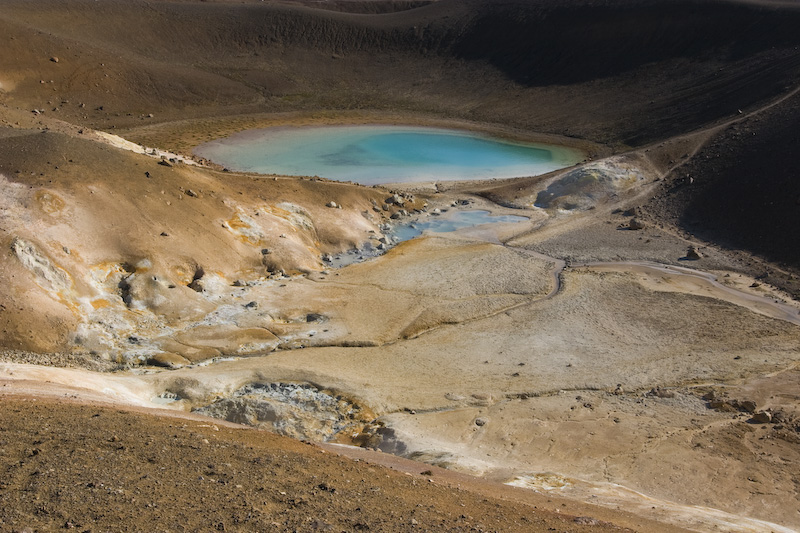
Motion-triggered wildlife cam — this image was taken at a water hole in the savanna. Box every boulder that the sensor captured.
[686,246,702,260]
[750,411,772,424]
[628,218,645,230]
[739,400,757,414]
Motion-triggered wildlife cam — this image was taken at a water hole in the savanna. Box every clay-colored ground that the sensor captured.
[1,0,800,531]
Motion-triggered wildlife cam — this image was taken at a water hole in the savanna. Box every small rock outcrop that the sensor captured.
[686,246,703,260]
[750,411,772,424]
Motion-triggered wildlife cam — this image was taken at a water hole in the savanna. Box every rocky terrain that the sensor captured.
[1,0,799,531]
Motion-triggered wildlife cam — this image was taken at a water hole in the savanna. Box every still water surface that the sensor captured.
[195,125,584,184]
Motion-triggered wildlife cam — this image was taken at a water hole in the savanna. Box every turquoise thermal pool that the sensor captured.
[195,125,584,184]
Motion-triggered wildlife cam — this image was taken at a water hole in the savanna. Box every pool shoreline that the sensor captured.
[121,110,612,166]
[194,124,587,185]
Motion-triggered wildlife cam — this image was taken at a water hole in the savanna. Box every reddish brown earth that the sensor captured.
[0,390,675,533]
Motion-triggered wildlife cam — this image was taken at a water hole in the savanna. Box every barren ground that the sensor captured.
[1,0,799,531]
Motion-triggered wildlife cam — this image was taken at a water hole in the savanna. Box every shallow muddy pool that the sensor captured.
[327,209,528,267]
[392,209,528,241]
[195,125,584,184]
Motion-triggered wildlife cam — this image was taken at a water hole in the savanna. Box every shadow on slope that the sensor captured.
[2,0,800,145]
[647,90,800,283]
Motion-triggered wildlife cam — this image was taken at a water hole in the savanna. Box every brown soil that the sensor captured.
[1,0,799,531]
[0,392,669,533]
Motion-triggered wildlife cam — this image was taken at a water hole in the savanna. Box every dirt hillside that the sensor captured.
[1,0,799,531]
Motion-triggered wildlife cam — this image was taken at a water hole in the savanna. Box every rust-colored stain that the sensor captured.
[91,298,111,309]
[224,213,264,245]
[35,190,66,215]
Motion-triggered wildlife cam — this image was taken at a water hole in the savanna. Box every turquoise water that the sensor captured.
[195,125,584,185]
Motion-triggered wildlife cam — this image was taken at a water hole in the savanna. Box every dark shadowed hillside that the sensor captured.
[648,89,800,271]
[3,0,800,145]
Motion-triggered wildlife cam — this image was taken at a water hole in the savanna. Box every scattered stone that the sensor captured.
[326,201,338,208]
[628,218,645,230]
[390,212,401,220]
[613,384,624,395]
[244,301,258,309]
[708,399,734,411]
[474,417,487,426]
[771,409,793,425]
[750,282,761,288]
[306,313,325,323]
[50,56,59,63]
[145,171,151,178]
[185,189,198,198]
[739,400,757,414]
[158,160,172,167]
[574,517,604,526]
[686,246,702,260]
[646,387,675,398]
[387,194,404,207]
[232,280,245,287]
[750,411,772,424]
[707,397,759,414]
[188,267,205,293]
[160,232,168,237]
